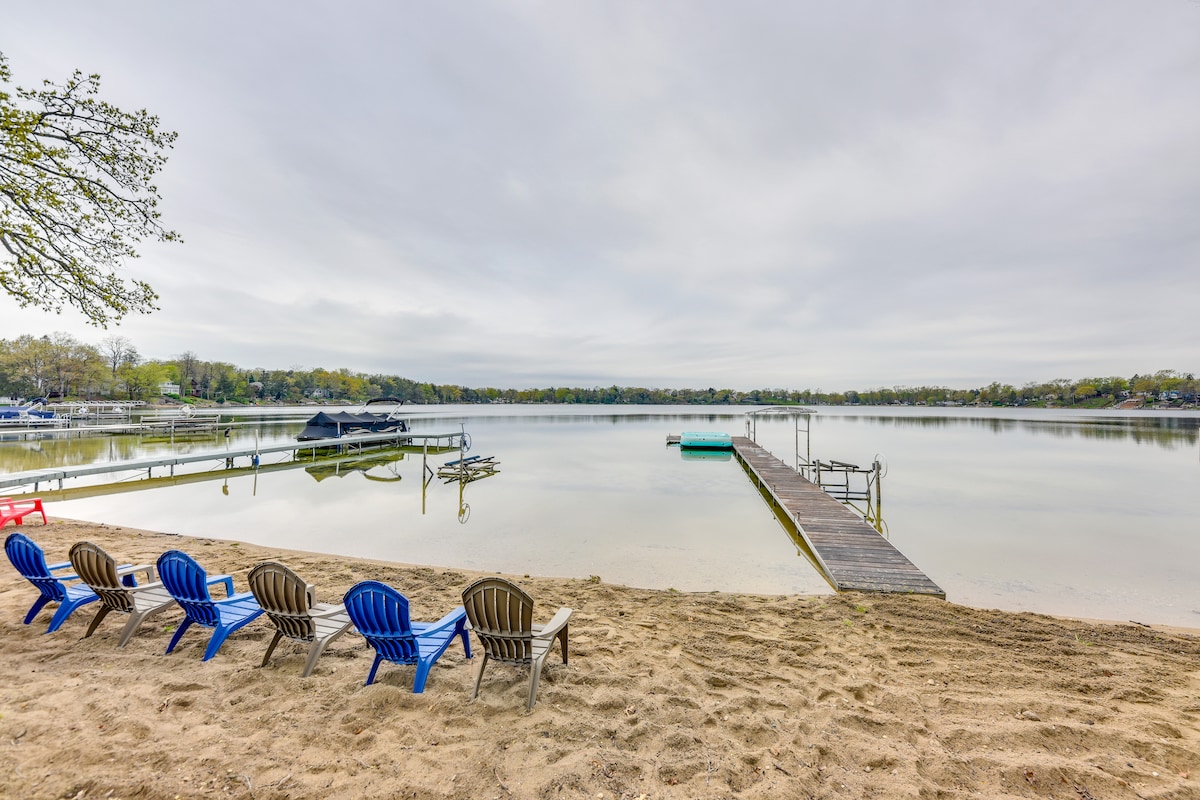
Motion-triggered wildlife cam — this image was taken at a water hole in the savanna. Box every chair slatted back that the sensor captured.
[462,578,535,663]
[5,532,67,602]
[343,581,419,663]
[70,541,134,613]
[248,562,317,642]
[157,550,219,627]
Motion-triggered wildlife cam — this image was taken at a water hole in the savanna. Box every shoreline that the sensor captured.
[3,518,1199,799]
[56,516,1200,639]
[54,513,1200,636]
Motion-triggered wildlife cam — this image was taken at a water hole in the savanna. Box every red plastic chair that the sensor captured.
[0,497,47,528]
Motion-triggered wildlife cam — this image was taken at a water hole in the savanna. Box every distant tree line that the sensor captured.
[0,331,1196,408]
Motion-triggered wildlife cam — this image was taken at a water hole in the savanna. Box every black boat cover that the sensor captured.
[297,411,409,441]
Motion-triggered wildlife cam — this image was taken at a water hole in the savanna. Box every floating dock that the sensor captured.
[731,436,944,597]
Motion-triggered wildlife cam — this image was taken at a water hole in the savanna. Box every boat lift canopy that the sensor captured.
[745,406,817,477]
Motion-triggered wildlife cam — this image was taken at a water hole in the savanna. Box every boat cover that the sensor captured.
[0,398,54,419]
[297,411,408,441]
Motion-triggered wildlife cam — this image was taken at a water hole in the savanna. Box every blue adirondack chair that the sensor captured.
[342,580,471,692]
[157,549,264,661]
[4,532,99,633]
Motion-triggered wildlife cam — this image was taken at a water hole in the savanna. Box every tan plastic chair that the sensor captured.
[248,561,354,677]
[461,577,572,709]
[68,541,176,647]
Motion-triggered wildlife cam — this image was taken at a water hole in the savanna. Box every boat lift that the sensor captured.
[421,427,501,524]
[745,407,886,534]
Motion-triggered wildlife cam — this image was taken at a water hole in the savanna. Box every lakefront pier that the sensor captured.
[731,436,945,597]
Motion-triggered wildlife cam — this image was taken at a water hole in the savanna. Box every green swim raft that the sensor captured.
[679,431,733,450]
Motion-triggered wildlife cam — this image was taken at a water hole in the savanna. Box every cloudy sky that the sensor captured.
[3,1,1197,390]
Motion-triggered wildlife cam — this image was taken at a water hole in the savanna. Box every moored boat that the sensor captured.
[297,398,410,441]
[0,398,56,422]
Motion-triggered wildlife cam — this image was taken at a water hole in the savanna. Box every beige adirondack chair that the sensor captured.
[68,541,176,647]
[247,561,354,677]
[461,577,572,709]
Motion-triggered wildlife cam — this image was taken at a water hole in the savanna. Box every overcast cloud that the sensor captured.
[3,1,1197,390]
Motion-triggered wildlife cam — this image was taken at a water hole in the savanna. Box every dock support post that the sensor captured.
[873,459,882,530]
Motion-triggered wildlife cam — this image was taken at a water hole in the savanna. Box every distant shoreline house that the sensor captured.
[158,381,181,396]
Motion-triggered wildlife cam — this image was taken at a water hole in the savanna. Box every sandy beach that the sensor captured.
[2,518,1198,800]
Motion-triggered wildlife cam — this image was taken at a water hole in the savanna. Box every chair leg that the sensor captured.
[46,595,97,633]
[83,606,113,638]
[261,631,283,668]
[471,651,490,700]
[302,622,352,677]
[202,610,264,661]
[528,653,549,710]
[165,618,193,654]
[118,609,148,648]
[301,638,330,678]
[413,658,433,693]
[23,595,51,625]
[364,653,385,686]
[203,626,234,662]
[458,625,472,658]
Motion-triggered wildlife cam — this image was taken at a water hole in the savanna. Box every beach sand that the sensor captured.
[2,519,1198,799]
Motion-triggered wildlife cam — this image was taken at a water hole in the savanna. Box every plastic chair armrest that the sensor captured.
[533,607,573,642]
[116,563,157,584]
[420,606,467,635]
[310,603,347,618]
[48,561,73,572]
[46,567,82,582]
[205,574,235,596]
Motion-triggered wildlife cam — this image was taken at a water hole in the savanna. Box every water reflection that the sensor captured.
[431,451,501,524]
[305,452,405,483]
[0,422,302,474]
[6,405,1198,627]
[446,412,747,426]
[837,412,1199,450]
[679,449,732,462]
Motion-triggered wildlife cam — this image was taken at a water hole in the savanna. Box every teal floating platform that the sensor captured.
[679,431,733,450]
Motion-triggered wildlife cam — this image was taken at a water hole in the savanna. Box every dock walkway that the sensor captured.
[0,430,464,493]
[731,437,944,597]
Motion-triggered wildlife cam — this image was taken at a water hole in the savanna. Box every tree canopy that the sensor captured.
[0,51,179,326]
[1,329,1196,409]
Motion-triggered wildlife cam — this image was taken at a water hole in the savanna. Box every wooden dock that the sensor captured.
[731,437,944,597]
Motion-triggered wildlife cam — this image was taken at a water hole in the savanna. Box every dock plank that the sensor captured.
[731,437,944,598]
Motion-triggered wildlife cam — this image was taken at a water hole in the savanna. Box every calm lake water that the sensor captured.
[7,405,1198,627]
